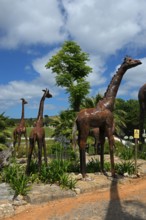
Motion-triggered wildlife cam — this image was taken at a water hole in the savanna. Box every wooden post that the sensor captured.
[134,129,139,176]
[134,138,138,175]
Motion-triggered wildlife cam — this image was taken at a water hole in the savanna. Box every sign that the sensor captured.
[134,129,139,139]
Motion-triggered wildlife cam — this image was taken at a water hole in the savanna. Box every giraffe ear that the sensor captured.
[42,89,46,92]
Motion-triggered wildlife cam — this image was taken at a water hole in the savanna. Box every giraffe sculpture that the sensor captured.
[74,57,142,178]
[26,89,52,174]
[138,83,146,145]
[13,98,28,155]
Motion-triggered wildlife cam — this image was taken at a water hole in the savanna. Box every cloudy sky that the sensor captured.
[0,0,146,118]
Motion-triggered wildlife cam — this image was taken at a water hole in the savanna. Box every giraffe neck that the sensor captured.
[100,65,126,111]
[37,95,45,125]
[20,102,25,122]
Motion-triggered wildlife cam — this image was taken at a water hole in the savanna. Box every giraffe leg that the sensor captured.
[26,138,34,175]
[24,132,28,156]
[139,108,145,150]
[43,139,47,166]
[38,140,42,173]
[106,128,115,177]
[78,129,88,178]
[99,130,105,174]
[94,137,98,155]
[13,132,17,156]
[17,134,21,154]
[79,147,86,178]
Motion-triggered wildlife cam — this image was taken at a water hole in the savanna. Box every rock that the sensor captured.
[74,188,81,195]
[0,143,14,168]
[13,195,28,206]
[0,203,14,219]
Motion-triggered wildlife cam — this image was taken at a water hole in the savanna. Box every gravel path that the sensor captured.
[5,175,146,220]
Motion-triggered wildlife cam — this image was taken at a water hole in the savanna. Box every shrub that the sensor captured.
[86,158,100,173]
[59,173,77,189]
[1,163,31,196]
[86,158,111,173]
[115,160,136,175]
[39,159,77,189]
[118,147,134,160]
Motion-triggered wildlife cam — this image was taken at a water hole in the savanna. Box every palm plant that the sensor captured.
[52,110,76,141]
[81,93,103,108]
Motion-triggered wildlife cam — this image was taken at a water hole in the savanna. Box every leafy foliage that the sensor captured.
[45,41,92,111]
[0,113,11,144]
[1,163,31,196]
[51,110,76,141]
[115,160,136,175]
[39,160,77,189]
[118,147,134,160]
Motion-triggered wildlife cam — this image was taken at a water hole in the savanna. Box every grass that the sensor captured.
[8,126,54,139]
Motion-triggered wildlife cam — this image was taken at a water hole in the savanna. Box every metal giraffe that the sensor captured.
[13,98,28,155]
[73,57,142,178]
[26,89,52,174]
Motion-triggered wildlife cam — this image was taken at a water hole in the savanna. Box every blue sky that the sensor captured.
[0,0,146,119]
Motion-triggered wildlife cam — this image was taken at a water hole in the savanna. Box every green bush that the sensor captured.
[118,147,134,160]
[1,163,31,196]
[86,158,111,173]
[115,160,136,175]
[86,158,100,173]
[38,159,77,189]
[138,151,146,160]
[59,173,77,189]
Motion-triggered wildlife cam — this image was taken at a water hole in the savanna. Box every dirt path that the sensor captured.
[5,175,146,220]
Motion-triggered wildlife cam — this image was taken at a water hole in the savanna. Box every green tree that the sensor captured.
[51,110,76,141]
[119,99,139,136]
[45,41,92,112]
[0,113,11,146]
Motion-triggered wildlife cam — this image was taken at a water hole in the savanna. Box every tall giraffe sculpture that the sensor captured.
[13,98,28,155]
[138,83,146,144]
[73,57,142,178]
[26,89,52,174]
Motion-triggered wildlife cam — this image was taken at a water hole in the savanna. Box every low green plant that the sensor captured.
[115,160,136,175]
[39,160,77,189]
[10,172,31,196]
[48,159,68,184]
[1,163,31,196]
[59,173,77,189]
[86,158,111,173]
[86,158,100,173]
[67,160,80,173]
[103,161,111,172]
[118,147,134,160]
[138,151,146,160]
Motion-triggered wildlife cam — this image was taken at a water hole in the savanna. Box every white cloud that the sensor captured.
[0,0,67,49]
[0,0,146,117]
[63,0,146,54]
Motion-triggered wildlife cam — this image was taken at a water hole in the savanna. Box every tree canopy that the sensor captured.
[45,41,92,112]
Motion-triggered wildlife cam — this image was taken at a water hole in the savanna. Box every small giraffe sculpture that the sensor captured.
[13,98,28,155]
[138,83,146,144]
[26,89,52,174]
[74,57,142,178]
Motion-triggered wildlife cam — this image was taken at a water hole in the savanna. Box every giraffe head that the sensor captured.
[122,56,142,70]
[20,98,28,104]
[42,88,52,99]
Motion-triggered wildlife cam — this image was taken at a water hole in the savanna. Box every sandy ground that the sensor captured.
[4,174,146,220]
